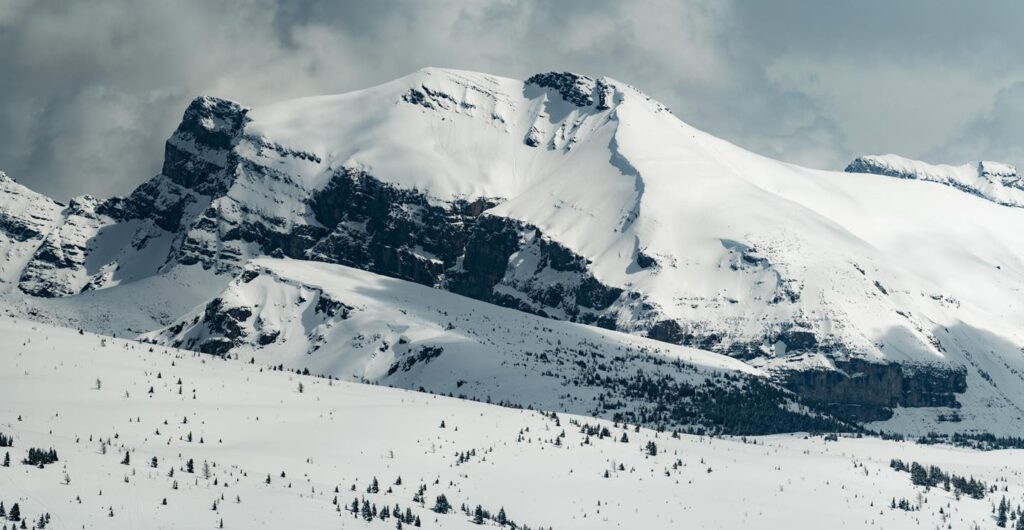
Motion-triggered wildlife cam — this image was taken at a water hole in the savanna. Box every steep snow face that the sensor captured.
[0,173,172,297]
[3,318,1018,530]
[145,258,846,435]
[846,154,1024,207]
[0,171,64,286]
[17,195,176,297]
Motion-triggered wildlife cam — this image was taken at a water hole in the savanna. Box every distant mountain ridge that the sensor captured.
[846,154,1023,207]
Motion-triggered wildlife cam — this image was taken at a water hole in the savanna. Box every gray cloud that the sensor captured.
[928,81,1024,165]
[0,0,1020,200]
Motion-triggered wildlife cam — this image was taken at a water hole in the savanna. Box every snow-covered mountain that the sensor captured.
[3,68,1024,435]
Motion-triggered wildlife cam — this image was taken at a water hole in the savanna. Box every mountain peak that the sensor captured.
[525,71,612,109]
[160,95,250,193]
[176,95,249,151]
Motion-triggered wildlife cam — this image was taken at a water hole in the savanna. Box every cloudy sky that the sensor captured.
[2,0,1022,200]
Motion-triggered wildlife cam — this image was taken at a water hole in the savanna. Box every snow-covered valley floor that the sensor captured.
[1,318,1021,529]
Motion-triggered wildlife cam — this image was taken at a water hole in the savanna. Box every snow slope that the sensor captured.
[145,258,844,435]
[2,318,1021,529]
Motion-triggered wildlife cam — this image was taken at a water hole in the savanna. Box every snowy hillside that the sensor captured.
[144,258,842,435]
[2,68,1024,433]
[2,318,1022,530]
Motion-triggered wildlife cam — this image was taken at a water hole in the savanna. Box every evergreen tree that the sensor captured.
[121,451,130,465]
[432,494,451,514]
[2,452,8,467]
[8,503,19,522]
[497,507,507,525]
[999,497,1009,528]
[909,462,928,486]
[473,505,484,524]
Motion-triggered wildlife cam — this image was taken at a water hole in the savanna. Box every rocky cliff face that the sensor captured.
[779,359,968,422]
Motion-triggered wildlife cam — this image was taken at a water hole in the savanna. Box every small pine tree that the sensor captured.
[121,451,130,465]
[2,452,8,467]
[497,507,507,525]
[432,494,451,514]
[9,503,21,522]
[473,505,484,524]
